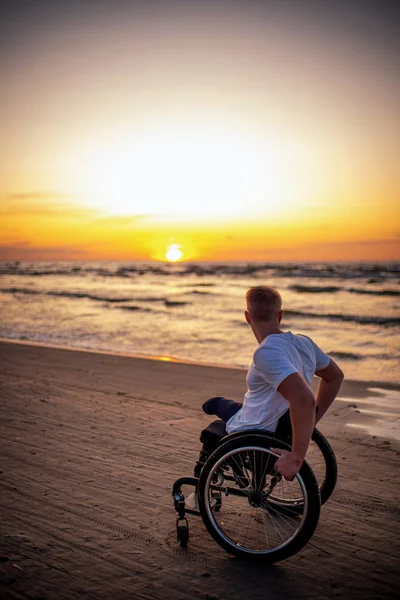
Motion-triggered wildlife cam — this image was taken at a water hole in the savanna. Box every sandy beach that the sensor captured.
[1,340,399,600]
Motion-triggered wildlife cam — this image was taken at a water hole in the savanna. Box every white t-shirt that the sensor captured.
[226,331,330,434]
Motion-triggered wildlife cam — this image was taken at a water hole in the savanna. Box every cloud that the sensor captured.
[1,193,153,224]
[0,242,90,261]
[6,192,67,200]
[91,214,152,226]
[314,237,399,248]
[1,192,99,218]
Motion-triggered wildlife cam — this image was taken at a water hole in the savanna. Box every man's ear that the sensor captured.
[245,310,251,324]
[278,309,283,323]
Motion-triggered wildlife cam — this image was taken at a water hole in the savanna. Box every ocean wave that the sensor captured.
[1,287,38,295]
[2,286,398,325]
[118,305,152,312]
[0,287,131,303]
[290,284,400,297]
[1,261,399,281]
[348,288,400,297]
[138,296,167,302]
[284,309,400,326]
[289,285,341,293]
[324,350,399,361]
[0,267,77,277]
[0,287,195,309]
[164,300,189,307]
[328,351,363,360]
[189,282,216,287]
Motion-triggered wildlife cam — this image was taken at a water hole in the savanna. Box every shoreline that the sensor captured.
[2,337,399,393]
[2,339,400,446]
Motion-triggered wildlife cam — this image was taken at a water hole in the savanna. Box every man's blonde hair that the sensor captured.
[246,286,282,322]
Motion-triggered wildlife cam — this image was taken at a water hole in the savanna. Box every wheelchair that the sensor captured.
[172,417,337,563]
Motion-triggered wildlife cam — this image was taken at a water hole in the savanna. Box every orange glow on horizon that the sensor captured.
[0,198,398,262]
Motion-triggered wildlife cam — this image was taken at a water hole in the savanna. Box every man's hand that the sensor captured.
[271,448,303,481]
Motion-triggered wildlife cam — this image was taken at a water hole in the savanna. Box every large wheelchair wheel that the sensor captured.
[197,433,320,563]
[306,429,337,505]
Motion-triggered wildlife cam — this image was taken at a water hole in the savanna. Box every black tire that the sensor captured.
[310,429,337,505]
[198,433,320,563]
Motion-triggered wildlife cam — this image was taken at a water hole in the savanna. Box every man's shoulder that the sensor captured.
[257,332,316,354]
[254,335,290,358]
[260,332,295,349]
[294,333,315,345]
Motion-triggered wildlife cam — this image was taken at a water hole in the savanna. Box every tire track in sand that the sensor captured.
[0,481,227,570]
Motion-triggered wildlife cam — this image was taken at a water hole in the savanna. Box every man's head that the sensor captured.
[245,286,282,326]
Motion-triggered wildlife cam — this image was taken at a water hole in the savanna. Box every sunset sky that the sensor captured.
[1,0,399,262]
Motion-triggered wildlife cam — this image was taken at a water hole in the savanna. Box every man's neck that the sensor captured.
[253,323,283,344]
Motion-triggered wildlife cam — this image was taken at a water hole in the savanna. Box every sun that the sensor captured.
[165,244,183,262]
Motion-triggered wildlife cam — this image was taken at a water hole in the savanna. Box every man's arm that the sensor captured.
[271,372,316,480]
[314,359,344,423]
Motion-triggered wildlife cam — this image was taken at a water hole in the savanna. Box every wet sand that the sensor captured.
[1,340,399,600]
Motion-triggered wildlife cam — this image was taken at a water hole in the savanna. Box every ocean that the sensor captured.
[1,261,399,384]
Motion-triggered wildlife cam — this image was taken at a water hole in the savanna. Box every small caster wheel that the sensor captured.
[177,517,189,547]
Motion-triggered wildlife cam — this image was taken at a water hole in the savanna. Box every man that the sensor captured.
[203,285,344,480]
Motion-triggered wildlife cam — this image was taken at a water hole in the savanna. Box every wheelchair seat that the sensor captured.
[199,419,227,452]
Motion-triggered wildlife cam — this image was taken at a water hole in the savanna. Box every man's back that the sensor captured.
[226,331,330,434]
